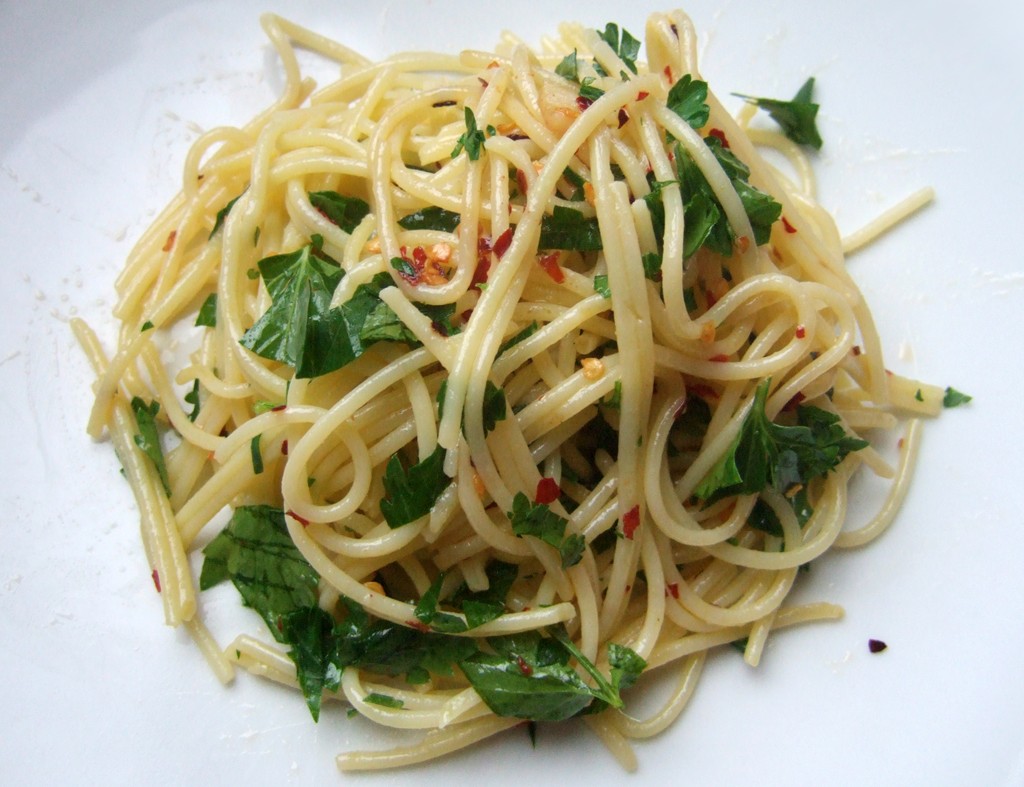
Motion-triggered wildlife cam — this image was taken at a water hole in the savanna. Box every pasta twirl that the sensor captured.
[75,10,944,772]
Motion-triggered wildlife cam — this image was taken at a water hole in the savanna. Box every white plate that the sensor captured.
[2,2,1022,785]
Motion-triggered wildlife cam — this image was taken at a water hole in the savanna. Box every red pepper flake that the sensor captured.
[535,477,561,505]
[622,505,640,539]
[537,252,565,284]
[412,246,428,266]
[516,655,534,676]
[782,391,806,412]
[663,65,674,83]
[636,91,650,101]
[709,354,730,363]
[782,216,798,234]
[617,107,630,128]
[286,510,311,527]
[478,77,489,87]
[271,404,287,412]
[151,569,161,593]
[281,439,289,456]
[707,128,730,148]
[688,382,720,401]
[576,95,594,112]
[461,308,474,322]
[492,227,514,259]
[276,616,284,633]
[408,620,432,633]
[852,345,862,356]
[868,639,887,654]
[516,167,529,197]
[162,230,176,252]
[795,324,807,339]
[665,582,680,599]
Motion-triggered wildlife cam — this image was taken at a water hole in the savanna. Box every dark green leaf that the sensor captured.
[184,379,201,423]
[497,321,539,357]
[195,293,217,327]
[942,386,972,408]
[130,397,171,496]
[694,381,868,504]
[380,445,450,528]
[666,75,710,130]
[210,192,244,238]
[364,692,404,708]
[539,205,603,251]
[579,77,605,102]
[398,206,461,232]
[451,106,488,161]
[250,435,264,475]
[735,77,823,150]
[559,533,586,568]
[436,378,507,437]
[279,606,342,720]
[555,50,579,81]
[309,191,371,233]
[508,492,568,549]
[199,505,320,629]
[595,23,640,75]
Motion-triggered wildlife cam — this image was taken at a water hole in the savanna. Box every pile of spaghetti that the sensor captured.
[74,10,945,772]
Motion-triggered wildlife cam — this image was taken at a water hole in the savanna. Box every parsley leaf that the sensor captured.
[210,192,244,238]
[694,380,868,504]
[240,239,450,379]
[238,239,344,375]
[199,506,321,635]
[539,205,603,251]
[448,560,518,629]
[675,139,782,255]
[195,293,217,327]
[666,75,710,130]
[497,321,539,358]
[184,380,201,423]
[436,378,507,436]
[308,191,371,233]
[593,274,611,299]
[380,445,450,528]
[735,77,823,150]
[508,492,584,568]
[398,206,461,232]
[460,628,635,722]
[414,572,469,634]
[130,397,171,496]
[594,23,640,75]
[451,107,489,161]
[555,50,580,81]
[942,386,972,408]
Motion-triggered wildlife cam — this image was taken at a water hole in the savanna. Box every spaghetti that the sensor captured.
[75,9,943,772]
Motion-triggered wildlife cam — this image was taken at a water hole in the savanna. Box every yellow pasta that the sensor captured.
[75,9,946,772]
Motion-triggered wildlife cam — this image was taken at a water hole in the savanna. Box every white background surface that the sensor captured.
[2,1,1022,785]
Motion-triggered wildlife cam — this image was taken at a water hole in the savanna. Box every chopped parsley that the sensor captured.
[735,77,823,150]
[195,293,217,327]
[942,386,972,408]
[594,22,640,76]
[379,445,450,528]
[451,107,492,161]
[398,206,461,232]
[130,397,171,497]
[539,205,603,251]
[308,191,371,233]
[694,380,868,504]
[507,492,585,568]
